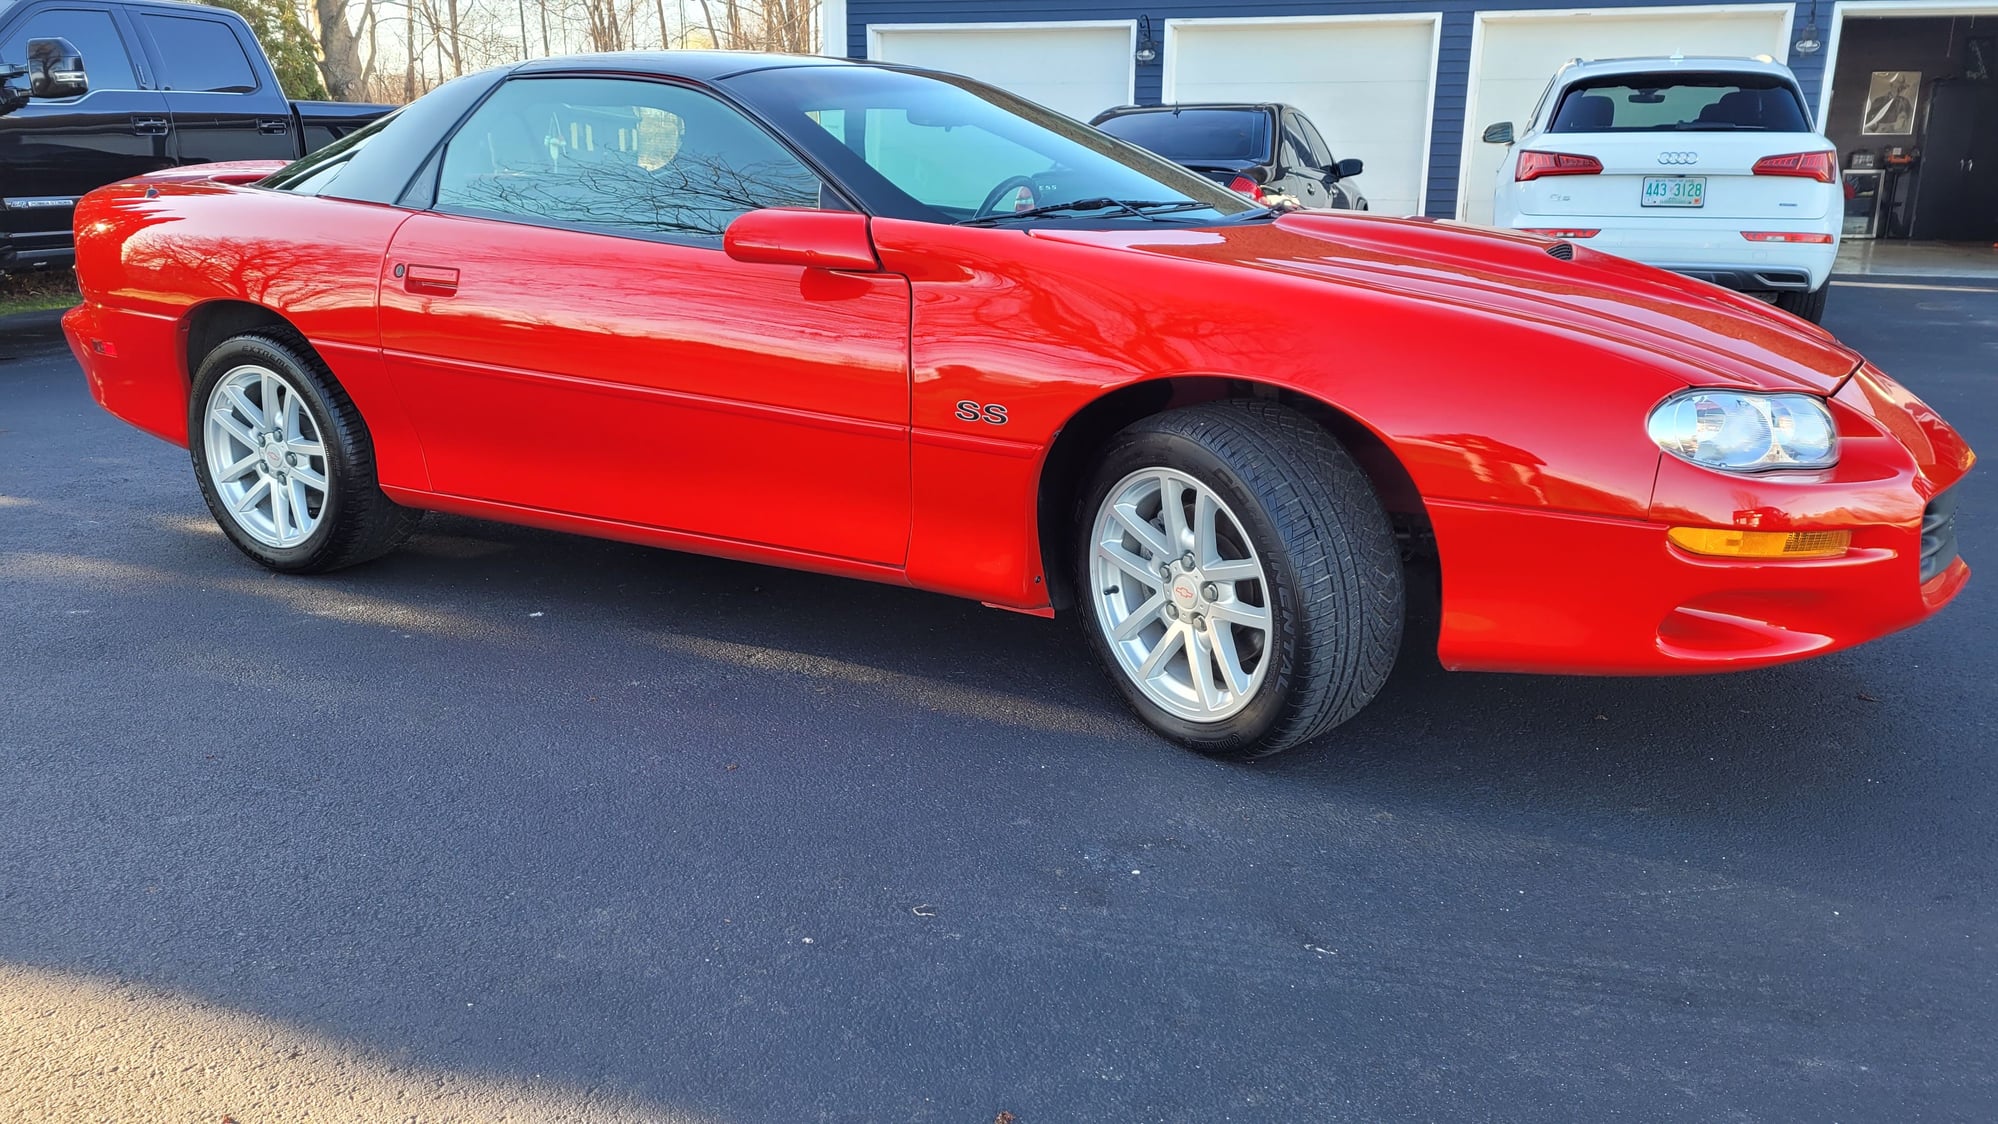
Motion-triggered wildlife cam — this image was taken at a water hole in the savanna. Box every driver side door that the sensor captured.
[378,75,913,566]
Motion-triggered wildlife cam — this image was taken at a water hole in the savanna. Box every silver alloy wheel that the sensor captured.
[202,363,330,549]
[1090,467,1274,722]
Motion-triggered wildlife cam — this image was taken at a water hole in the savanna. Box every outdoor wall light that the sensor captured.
[1794,0,1822,54]
[1135,16,1160,63]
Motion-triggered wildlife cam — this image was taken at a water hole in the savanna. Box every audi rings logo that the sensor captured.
[1656,151,1700,165]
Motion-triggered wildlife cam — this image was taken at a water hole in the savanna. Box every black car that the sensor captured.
[1091,102,1367,211]
[0,0,389,273]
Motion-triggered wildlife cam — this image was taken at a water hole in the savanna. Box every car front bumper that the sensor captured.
[1427,365,1974,675]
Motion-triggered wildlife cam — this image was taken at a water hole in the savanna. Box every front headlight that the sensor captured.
[1646,390,1838,472]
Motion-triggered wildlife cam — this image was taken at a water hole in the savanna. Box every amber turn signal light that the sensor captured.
[1667,527,1852,559]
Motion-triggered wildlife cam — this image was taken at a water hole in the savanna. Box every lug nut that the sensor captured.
[1201,582,1219,601]
[1181,552,1197,569]
[1164,604,1180,620]
[286,453,298,466]
[1160,564,1175,582]
[1192,613,1207,631]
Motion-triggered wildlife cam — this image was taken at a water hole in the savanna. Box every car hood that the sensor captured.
[1027,211,1859,394]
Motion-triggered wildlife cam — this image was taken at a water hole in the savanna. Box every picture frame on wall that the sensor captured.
[1861,70,1920,134]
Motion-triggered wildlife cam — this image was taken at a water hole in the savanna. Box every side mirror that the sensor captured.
[1331,157,1363,180]
[27,37,87,99]
[724,208,878,272]
[1481,121,1515,145]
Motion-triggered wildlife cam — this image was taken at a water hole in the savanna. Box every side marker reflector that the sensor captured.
[1668,527,1852,559]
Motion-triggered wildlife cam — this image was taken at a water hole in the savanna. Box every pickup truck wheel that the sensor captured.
[1775,283,1829,324]
[1075,401,1404,759]
[188,332,418,574]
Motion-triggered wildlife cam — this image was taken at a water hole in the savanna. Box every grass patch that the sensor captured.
[1,271,80,318]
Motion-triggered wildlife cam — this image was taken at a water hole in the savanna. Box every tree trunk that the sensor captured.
[694,0,719,49]
[314,0,369,99]
[403,0,416,102]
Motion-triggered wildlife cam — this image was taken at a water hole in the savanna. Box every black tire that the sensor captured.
[1775,283,1829,324]
[1073,400,1404,759]
[187,331,419,574]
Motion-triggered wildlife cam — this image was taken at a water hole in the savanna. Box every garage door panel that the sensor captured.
[870,26,1132,120]
[1459,9,1792,225]
[1168,21,1437,219]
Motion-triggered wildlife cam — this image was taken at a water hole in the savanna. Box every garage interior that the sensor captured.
[1823,14,1997,243]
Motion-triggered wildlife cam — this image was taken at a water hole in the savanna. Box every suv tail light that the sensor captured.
[1752,151,1838,183]
[1226,174,1265,202]
[1515,151,1603,182]
[1521,227,1599,239]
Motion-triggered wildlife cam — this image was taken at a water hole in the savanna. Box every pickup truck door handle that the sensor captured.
[401,264,460,297]
[130,115,169,136]
[257,117,290,135]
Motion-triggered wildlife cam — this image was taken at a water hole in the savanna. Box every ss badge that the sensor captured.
[954,400,1009,426]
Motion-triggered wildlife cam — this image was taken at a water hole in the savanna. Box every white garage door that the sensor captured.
[1459,6,1793,224]
[867,23,1134,120]
[1165,17,1440,218]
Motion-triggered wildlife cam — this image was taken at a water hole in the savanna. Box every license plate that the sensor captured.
[1642,176,1706,207]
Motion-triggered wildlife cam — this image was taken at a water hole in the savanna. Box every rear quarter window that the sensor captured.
[1550,73,1811,132]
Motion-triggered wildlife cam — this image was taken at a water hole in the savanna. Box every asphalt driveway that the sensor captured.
[2,282,1995,1122]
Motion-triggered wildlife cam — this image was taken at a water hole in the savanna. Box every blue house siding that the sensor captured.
[849,0,1825,219]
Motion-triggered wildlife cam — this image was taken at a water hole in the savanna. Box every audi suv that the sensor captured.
[1483,56,1840,322]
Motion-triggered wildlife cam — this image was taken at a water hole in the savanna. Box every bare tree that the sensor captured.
[314,0,378,99]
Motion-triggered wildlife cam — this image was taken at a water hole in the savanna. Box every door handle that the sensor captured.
[400,264,460,297]
[130,115,169,136]
[256,117,290,135]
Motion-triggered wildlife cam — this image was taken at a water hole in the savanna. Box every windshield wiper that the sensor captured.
[958,198,1206,226]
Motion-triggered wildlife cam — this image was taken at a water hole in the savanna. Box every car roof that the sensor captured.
[1559,55,1800,82]
[513,49,862,82]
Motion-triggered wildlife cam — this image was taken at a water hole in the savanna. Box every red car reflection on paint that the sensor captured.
[64,52,1973,757]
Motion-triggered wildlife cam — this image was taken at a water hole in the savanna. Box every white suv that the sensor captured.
[1485,57,1839,322]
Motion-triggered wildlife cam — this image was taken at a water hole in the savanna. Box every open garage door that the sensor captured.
[1458,5,1794,225]
[867,22,1135,121]
[1164,16,1441,218]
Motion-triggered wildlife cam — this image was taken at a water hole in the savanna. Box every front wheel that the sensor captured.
[1775,283,1829,324]
[1075,401,1405,759]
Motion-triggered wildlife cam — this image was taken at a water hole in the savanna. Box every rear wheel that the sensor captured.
[1776,283,1829,324]
[188,332,418,574]
[1074,401,1404,759]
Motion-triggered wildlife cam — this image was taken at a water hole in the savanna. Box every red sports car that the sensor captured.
[64,52,1973,757]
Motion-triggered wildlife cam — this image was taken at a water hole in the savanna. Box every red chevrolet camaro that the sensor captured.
[64,52,1973,757]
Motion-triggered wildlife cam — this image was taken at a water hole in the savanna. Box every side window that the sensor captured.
[139,15,258,93]
[436,76,826,244]
[0,8,138,91]
[1526,78,1558,133]
[1278,113,1310,172]
[1297,116,1335,168]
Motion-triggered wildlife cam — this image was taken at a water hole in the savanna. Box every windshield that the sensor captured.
[1094,108,1271,165]
[1550,73,1813,132]
[722,66,1258,225]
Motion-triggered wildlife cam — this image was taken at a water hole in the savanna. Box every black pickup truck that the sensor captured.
[0,0,389,272]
